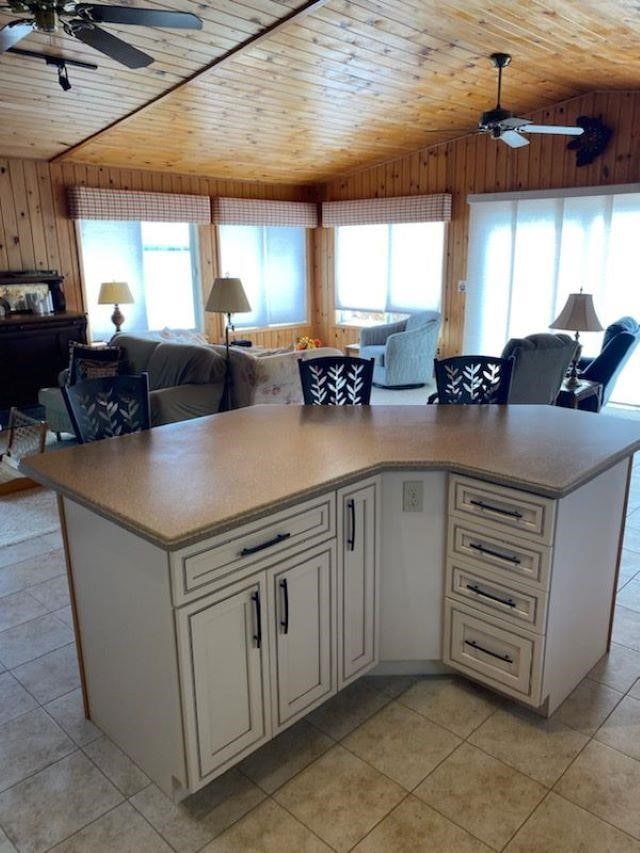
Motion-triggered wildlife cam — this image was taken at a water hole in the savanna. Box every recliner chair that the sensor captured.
[577,316,640,411]
[359,310,441,388]
[501,333,577,404]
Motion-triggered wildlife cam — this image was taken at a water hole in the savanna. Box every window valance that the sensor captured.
[67,187,211,223]
[211,197,318,228]
[322,193,452,226]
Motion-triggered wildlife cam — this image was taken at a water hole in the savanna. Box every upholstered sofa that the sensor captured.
[359,311,441,388]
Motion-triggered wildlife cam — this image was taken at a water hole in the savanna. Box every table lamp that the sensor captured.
[205,276,251,411]
[98,281,134,333]
[550,290,603,387]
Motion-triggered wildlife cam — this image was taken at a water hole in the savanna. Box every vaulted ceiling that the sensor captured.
[3,0,640,182]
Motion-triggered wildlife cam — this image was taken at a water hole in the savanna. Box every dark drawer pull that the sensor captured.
[251,591,262,649]
[347,499,356,552]
[469,542,521,565]
[465,639,513,664]
[466,584,516,608]
[240,532,291,557]
[469,499,523,519]
[280,578,289,634]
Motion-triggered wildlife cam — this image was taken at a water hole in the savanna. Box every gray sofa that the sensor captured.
[501,333,577,404]
[359,311,441,388]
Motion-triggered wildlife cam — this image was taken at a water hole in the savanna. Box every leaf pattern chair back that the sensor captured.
[432,356,514,404]
[298,357,375,405]
[62,374,151,443]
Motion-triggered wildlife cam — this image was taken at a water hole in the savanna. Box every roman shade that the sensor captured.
[211,197,318,227]
[67,187,211,223]
[322,193,452,226]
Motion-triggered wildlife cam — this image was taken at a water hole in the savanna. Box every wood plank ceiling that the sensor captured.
[3,0,640,181]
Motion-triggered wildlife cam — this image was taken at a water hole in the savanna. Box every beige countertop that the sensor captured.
[21,404,640,549]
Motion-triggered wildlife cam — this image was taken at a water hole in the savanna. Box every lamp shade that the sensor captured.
[98,281,134,305]
[550,292,603,333]
[205,277,251,314]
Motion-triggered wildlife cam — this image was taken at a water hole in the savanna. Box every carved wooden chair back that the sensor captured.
[62,374,151,443]
[298,356,374,405]
[431,356,514,404]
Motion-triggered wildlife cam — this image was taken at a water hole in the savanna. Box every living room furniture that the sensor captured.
[576,316,640,412]
[98,281,134,334]
[205,277,252,411]
[501,333,577,404]
[429,355,514,404]
[359,310,441,388]
[556,377,603,410]
[550,291,603,386]
[22,405,639,799]
[298,356,374,405]
[63,374,151,443]
[345,343,360,357]
[0,407,47,495]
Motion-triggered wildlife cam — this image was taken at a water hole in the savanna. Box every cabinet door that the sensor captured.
[176,575,271,789]
[338,479,379,687]
[269,544,336,732]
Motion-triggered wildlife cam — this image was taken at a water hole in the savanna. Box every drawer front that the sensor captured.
[450,475,555,545]
[171,493,336,604]
[443,600,543,704]
[447,559,548,633]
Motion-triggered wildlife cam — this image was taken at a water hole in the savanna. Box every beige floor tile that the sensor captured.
[130,770,265,853]
[362,675,417,698]
[83,735,150,797]
[353,794,491,852]
[595,694,640,760]
[505,792,640,852]
[552,677,623,735]
[274,744,405,852]
[624,526,640,553]
[589,643,640,693]
[44,689,102,747]
[53,606,74,629]
[415,742,546,849]
[399,676,500,738]
[630,679,640,699]
[342,700,461,790]
[0,751,122,853]
[555,740,640,839]
[239,719,333,794]
[0,536,63,572]
[0,671,37,726]
[0,825,17,853]
[0,591,48,632]
[306,678,390,740]
[468,705,588,787]
[202,799,331,852]
[28,575,71,613]
[619,580,640,614]
[0,548,66,598]
[12,643,80,704]
[0,613,73,669]
[0,707,74,793]
[50,801,172,852]
[613,606,640,652]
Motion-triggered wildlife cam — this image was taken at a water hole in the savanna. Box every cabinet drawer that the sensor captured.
[171,493,336,604]
[443,600,543,704]
[447,559,548,633]
[448,519,551,590]
[450,475,555,546]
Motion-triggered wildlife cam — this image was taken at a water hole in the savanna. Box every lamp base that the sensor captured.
[111,304,124,334]
[565,339,583,388]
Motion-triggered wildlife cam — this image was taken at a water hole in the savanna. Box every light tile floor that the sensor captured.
[2,463,640,852]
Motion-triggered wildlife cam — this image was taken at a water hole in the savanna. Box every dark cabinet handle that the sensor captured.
[280,578,289,634]
[465,639,513,664]
[466,583,516,608]
[469,542,521,565]
[240,532,291,557]
[469,499,523,519]
[347,499,356,552]
[251,591,262,648]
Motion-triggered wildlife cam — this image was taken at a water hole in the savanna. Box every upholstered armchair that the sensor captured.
[577,316,640,411]
[501,333,577,404]
[359,310,441,388]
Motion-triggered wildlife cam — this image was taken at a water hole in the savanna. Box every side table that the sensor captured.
[556,378,603,411]
[345,343,360,357]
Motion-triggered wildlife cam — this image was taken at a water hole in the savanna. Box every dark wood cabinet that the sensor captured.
[0,313,87,410]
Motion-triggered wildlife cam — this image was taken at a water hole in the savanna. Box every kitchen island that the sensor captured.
[21,404,640,800]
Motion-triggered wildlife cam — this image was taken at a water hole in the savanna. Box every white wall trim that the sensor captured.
[468,183,640,204]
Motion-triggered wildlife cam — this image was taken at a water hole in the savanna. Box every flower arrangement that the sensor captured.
[295,336,322,350]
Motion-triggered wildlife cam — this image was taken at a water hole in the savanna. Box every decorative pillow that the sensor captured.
[159,327,209,346]
[67,342,123,386]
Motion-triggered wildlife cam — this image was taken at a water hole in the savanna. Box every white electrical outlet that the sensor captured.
[402,480,423,512]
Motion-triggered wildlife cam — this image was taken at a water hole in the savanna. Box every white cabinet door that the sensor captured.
[176,575,271,789]
[338,479,379,687]
[269,543,336,732]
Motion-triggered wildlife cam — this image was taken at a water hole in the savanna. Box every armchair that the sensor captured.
[359,310,441,388]
[501,333,577,404]
[577,316,640,411]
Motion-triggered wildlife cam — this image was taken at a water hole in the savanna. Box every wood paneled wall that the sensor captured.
[318,90,640,355]
[0,157,315,346]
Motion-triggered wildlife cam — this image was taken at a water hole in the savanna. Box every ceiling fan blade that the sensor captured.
[68,21,153,67]
[499,130,530,149]
[0,20,33,52]
[518,124,584,136]
[75,4,202,29]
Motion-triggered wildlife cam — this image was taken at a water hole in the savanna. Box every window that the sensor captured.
[78,220,201,339]
[218,225,307,328]
[335,222,445,324]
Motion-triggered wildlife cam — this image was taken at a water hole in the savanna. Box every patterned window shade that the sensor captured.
[322,193,452,226]
[67,187,211,223]
[211,197,318,228]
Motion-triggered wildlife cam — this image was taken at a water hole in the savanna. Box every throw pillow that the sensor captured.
[67,342,123,386]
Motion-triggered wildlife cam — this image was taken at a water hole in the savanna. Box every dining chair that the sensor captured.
[62,373,151,443]
[298,356,374,405]
[428,356,514,404]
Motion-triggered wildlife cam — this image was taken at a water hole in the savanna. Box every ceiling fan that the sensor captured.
[0,0,202,69]
[427,53,585,148]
